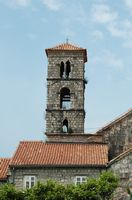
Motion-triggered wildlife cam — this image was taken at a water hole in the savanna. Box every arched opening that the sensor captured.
[66,61,71,78]
[60,87,71,109]
[60,61,64,78]
[62,119,68,133]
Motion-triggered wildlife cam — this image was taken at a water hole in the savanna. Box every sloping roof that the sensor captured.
[108,148,132,166]
[0,158,10,180]
[45,42,87,62]
[10,141,108,167]
[96,108,132,134]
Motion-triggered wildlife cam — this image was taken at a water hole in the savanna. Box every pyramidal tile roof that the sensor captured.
[10,141,108,167]
[0,158,10,180]
[47,43,85,50]
[45,42,87,62]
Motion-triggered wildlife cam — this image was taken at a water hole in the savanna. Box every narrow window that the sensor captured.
[60,88,71,109]
[62,119,68,133]
[75,176,87,185]
[66,61,71,78]
[60,61,64,78]
[24,176,36,189]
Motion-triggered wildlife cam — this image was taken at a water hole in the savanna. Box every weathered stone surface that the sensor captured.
[109,149,132,200]
[96,111,132,159]
[45,50,87,135]
[113,187,131,200]
[9,167,105,190]
[46,134,103,143]
[110,150,132,187]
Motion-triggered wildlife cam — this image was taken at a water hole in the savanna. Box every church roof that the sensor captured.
[95,108,132,134]
[0,158,10,180]
[45,42,87,62]
[108,148,132,165]
[10,141,108,167]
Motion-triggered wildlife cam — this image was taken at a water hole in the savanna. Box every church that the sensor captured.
[0,42,131,196]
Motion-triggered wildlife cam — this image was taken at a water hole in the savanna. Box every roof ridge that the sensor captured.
[95,108,132,134]
[109,148,132,165]
[45,42,87,62]
[18,141,107,146]
[48,42,85,50]
[20,140,44,143]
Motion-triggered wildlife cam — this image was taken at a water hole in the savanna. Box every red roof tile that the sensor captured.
[0,158,10,180]
[10,141,108,167]
[45,42,87,62]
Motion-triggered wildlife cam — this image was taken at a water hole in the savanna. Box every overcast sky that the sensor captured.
[0,0,132,157]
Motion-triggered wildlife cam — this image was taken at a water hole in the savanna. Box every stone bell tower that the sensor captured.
[45,42,87,136]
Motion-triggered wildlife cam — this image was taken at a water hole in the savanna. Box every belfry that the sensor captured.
[45,42,87,135]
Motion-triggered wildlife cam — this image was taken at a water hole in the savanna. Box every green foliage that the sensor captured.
[127,187,132,198]
[24,180,66,200]
[0,184,25,200]
[0,172,119,200]
[98,171,119,200]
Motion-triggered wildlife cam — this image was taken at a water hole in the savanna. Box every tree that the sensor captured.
[72,179,100,200]
[25,180,66,200]
[0,172,118,200]
[98,171,119,200]
[0,184,25,200]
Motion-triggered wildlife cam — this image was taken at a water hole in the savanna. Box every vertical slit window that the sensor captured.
[60,61,64,78]
[66,61,71,78]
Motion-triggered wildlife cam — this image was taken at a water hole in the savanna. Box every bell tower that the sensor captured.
[45,42,87,135]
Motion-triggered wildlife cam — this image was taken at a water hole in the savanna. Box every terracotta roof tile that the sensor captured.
[10,141,108,167]
[0,158,10,180]
[45,42,87,62]
[46,43,85,50]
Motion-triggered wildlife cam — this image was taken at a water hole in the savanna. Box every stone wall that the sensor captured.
[46,134,103,143]
[47,80,84,110]
[109,150,132,200]
[110,151,132,188]
[9,166,104,190]
[47,52,85,79]
[46,51,86,134]
[46,110,84,133]
[96,112,132,159]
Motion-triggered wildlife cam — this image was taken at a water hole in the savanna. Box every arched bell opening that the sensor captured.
[60,87,71,109]
[62,119,68,133]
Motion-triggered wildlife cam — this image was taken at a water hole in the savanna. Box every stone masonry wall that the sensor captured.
[110,151,132,188]
[9,167,104,190]
[46,110,84,133]
[47,80,84,110]
[47,52,85,79]
[46,134,103,143]
[97,113,132,160]
[46,51,86,134]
